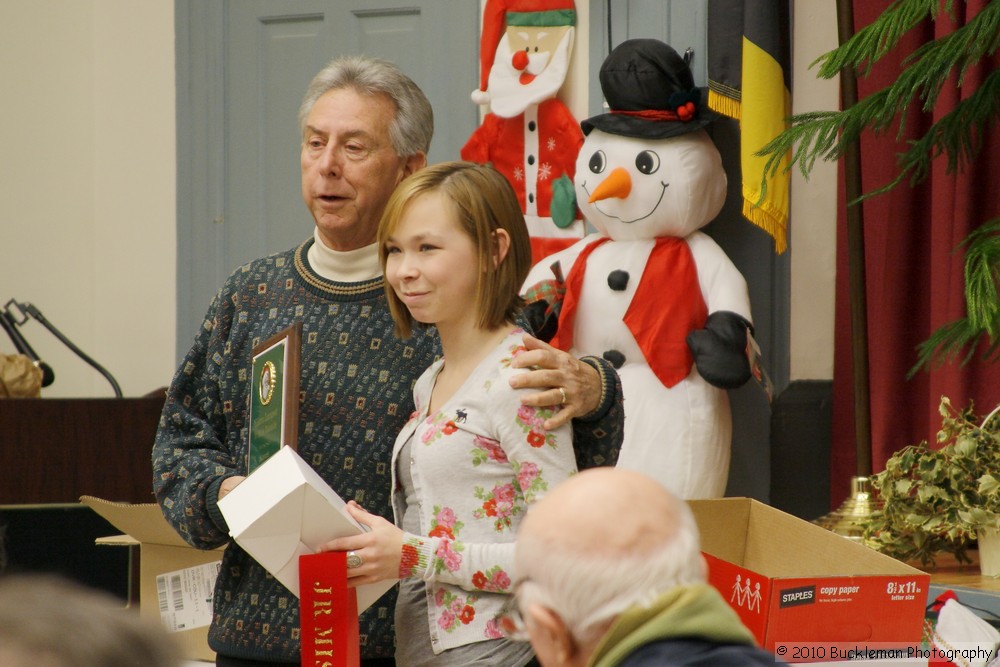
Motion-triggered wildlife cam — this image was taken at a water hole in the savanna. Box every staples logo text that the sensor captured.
[779,585,816,608]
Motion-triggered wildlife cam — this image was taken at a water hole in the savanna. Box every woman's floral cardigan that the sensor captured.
[389,328,577,653]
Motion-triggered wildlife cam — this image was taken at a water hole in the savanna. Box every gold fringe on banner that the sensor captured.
[742,198,787,254]
[707,88,742,121]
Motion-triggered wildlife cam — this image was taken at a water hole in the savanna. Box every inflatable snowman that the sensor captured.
[524,39,753,498]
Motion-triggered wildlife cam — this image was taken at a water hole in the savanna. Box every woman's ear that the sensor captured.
[492,229,511,269]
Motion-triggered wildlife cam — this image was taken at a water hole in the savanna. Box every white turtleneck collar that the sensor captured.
[306,228,382,283]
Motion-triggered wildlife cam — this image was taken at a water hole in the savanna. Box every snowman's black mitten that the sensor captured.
[686,311,753,389]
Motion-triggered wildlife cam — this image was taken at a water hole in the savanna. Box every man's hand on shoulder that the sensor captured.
[509,333,601,430]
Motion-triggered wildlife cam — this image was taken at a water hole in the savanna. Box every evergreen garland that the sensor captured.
[757,0,1000,371]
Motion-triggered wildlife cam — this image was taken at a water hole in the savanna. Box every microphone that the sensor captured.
[0,309,55,387]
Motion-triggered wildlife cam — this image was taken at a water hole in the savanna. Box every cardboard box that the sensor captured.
[688,498,930,652]
[218,446,396,611]
[81,496,222,662]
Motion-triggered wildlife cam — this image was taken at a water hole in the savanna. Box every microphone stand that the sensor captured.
[0,308,55,386]
[4,299,123,398]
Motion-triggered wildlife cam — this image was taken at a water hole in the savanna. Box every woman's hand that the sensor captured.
[509,333,601,429]
[318,501,404,587]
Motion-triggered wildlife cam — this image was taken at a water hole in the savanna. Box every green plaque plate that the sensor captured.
[248,322,301,473]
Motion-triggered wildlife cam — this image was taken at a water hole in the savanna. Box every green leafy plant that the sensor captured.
[861,397,1000,566]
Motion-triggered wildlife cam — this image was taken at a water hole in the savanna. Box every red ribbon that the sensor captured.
[299,552,360,667]
[611,104,696,122]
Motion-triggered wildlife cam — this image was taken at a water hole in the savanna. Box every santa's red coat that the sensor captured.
[461,98,585,263]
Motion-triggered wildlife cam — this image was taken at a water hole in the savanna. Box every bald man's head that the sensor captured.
[514,468,706,659]
[519,468,688,561]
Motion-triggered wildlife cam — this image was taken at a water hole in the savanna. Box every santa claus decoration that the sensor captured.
[523,39,755,498]
[925,590,999,667]
[461,0,586,264]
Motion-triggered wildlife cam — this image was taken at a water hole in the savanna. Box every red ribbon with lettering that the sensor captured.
[299,552,360,667]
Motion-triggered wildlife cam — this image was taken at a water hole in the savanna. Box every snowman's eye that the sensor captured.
[635,150,660,175]
[589,150,607,174]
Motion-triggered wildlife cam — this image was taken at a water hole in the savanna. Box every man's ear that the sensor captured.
[492,229,511,268]
[527,603,576,665]
[402,152,426,178]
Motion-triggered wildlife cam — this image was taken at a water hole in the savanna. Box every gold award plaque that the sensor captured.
[248,322,302,473]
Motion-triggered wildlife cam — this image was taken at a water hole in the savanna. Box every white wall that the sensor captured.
[0,1,835,398]
[0,0,176,398]
[789,1,839,381]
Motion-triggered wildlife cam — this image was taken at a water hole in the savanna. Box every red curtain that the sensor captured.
[830,0,1000,506]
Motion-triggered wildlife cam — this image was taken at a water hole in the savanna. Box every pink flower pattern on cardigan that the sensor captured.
[390,329,577,648]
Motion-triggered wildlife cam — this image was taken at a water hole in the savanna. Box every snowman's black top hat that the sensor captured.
[582,38,719,140]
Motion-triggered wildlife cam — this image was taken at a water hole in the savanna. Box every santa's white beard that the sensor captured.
[487,31,573,119]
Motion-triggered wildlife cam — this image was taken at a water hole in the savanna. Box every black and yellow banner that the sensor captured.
[708,0,791,254]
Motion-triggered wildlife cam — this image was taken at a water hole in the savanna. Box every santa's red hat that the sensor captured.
[474,0,576,104]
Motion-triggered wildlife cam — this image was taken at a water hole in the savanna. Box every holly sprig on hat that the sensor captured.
[667,89,702,122]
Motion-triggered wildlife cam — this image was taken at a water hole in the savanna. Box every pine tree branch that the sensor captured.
[813,0,946,78]
[761,0,1000,374]
[757,89,897,186]
[897,0,1000,115]
[963,219,1000,337]
[759,2,1000,198]
[869,69,1000,197]
[910,218,1000,375]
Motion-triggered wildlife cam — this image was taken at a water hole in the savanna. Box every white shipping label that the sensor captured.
[155,561,221,632]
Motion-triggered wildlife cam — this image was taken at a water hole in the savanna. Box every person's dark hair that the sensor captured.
[298,55,433,158]
[377,161,532,339]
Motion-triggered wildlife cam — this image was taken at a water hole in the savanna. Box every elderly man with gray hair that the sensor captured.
[506,468,784,666]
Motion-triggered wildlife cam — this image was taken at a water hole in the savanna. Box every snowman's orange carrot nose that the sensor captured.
[588,167,632,202]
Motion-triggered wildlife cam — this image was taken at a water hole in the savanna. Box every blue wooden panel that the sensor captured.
[176,0,479,358]
[227,5,326,269]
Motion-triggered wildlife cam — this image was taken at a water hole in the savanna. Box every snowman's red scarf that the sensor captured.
[551,236,707,388]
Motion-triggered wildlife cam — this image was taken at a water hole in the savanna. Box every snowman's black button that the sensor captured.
[608,270,629,291]
[528,121,537,132]
[603,350,626,368]
[527,155,535,165]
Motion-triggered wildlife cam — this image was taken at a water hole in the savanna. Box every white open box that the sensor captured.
[218,446,396,611]
[83,447,395,662]
[81,495,222,662]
